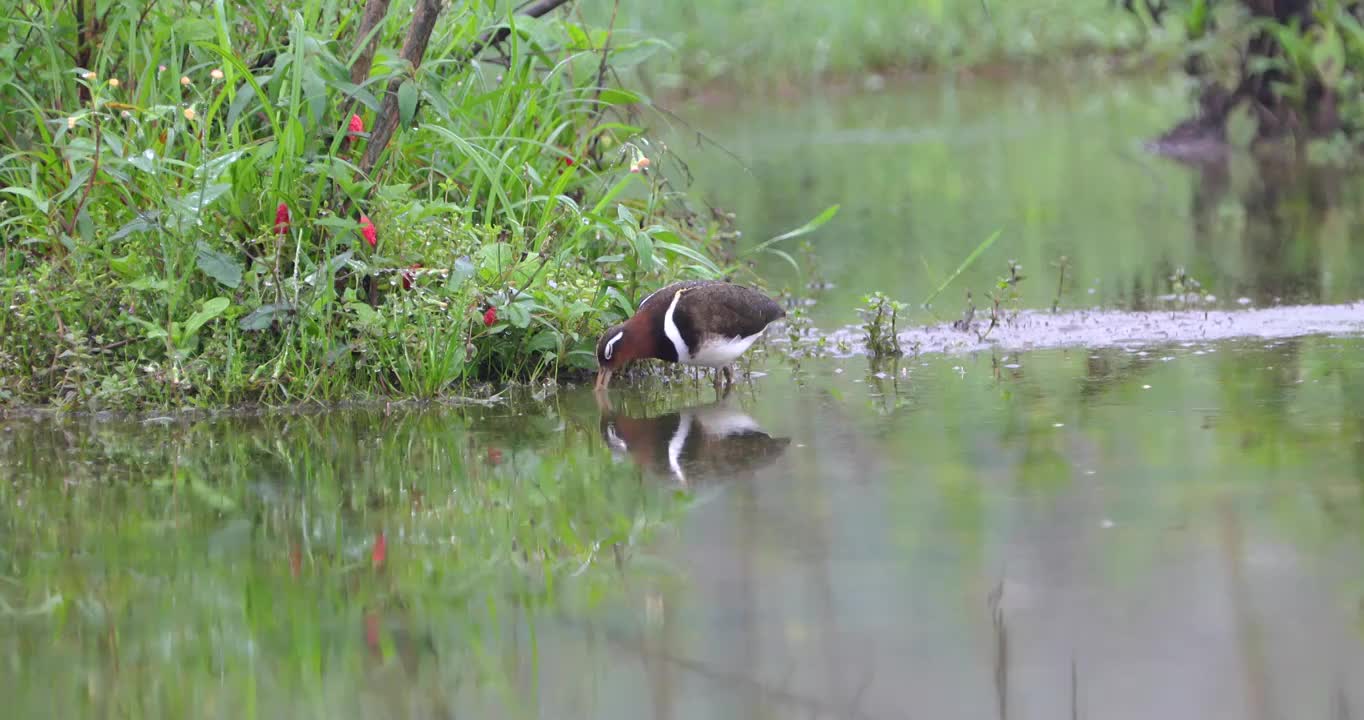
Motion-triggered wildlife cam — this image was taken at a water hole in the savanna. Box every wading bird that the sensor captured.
[594,280,785,391]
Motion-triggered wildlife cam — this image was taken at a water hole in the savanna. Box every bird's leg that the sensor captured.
[711,368,723,391]
[722,365,734,388]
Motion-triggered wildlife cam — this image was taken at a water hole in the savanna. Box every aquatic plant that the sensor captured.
[859,291,906,359]
[1051,255,1071,313]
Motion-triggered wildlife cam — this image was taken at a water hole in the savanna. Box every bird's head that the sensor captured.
[595,323,635,390]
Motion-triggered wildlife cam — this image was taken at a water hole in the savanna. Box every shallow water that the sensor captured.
[669,72,1364,322]
[4,338,1364,718]
[6,74,1364,718]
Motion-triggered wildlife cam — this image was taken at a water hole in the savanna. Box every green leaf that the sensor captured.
[109,254,140,279]
[303,250,353,286]
[477,242,516,278]
[195,149,246,184]
[764,247,802,275]
[745,204,840,255]
[129,316,169,341]
[631,231,654,269]
[195,241,243,289]
[920,229,1002,307]
[445,256,476,291]
[598,88,643,106]
[605,287,634,316]
[503,301,532,329]
[238,303,294,331]
[127,148,158,175]
[609,38,670,71]
[130,277,170,293]
[653,237,720,275]
[1,187,50,213]
[326,78,379,112]
[181,297,231,343]
[171,183,232,218]
[565,23,591,50]
[526,330,559,353]
[398,80,418,128]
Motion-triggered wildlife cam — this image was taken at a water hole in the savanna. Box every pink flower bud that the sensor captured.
[359,214,376,248]
[274,203,291,235]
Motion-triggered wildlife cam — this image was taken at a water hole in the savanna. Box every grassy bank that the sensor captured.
[0,0,830,409]
[577,0,1151,91]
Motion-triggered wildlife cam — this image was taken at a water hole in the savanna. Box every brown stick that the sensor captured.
[337,0,392,137]
[350,0,393,87]
[358,0,441,175]
[358,0,575,176]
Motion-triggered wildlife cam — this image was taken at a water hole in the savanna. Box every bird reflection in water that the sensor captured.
[597,395,791,486]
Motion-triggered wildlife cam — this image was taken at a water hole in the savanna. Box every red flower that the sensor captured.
[563,155,575,166]
[371,530,386,570]
[483,306,497,326]
[359,214,377,248]
[274,202,291,235]
[401,263,421,290]
[348,113,364,140]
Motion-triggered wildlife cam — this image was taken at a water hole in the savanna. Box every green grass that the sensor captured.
[577,0,1150,90]
[0,0,830,409]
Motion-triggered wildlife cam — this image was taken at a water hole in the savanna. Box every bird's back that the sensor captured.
[677,282,785,339]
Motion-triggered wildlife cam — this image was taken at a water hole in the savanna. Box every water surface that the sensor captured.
[5,336,1364,718]
[667,72,1364,322]
[5,74,1364,719]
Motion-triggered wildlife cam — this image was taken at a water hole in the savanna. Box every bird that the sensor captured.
[600,399,791,486]
[594,280,786,391]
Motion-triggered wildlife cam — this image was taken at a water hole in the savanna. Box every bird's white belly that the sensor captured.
[681,332,763,367]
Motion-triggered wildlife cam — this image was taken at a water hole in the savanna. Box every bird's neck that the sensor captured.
[625,311,674,361]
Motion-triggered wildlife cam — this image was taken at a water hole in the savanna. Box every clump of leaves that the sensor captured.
[858,292,905,358]
[1167,265,1208,312]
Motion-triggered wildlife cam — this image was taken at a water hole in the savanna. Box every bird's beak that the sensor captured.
[594,368,613,392]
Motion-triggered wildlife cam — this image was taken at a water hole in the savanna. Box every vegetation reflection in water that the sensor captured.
[0,403,690,718]
[4,332,1364,718]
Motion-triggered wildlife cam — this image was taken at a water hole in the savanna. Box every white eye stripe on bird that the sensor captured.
[603,331,624,359]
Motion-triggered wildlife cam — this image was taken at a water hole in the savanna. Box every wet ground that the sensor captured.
[4,72,1364,718]
[809,302,1364,358]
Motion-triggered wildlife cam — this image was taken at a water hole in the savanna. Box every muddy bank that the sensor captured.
[795,302,1364,358]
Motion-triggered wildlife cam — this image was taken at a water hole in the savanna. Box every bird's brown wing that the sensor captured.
[679,283,785,339]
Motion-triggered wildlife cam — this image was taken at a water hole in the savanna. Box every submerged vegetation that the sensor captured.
[0,0,832,409]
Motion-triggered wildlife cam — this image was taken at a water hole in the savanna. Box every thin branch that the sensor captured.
[463,0,575,60]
